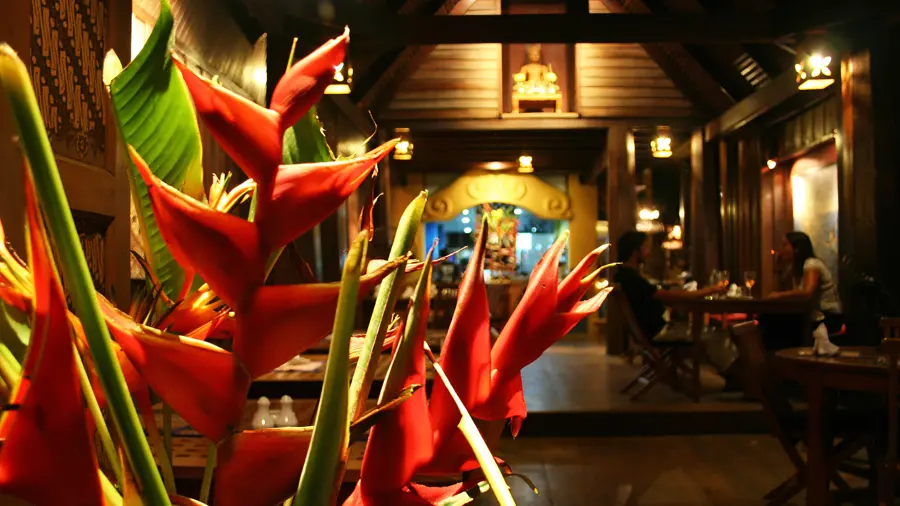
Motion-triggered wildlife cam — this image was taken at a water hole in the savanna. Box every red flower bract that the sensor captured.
[0,177,102,505]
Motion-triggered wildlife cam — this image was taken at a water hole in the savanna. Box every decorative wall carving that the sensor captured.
[424,171,573,222]
[69,210,112,303]
[31,0,108,168]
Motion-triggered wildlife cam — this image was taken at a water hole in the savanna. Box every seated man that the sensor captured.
[614,231,739,382]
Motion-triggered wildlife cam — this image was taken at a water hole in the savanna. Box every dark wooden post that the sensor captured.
[606,125,637,355]
[689,129,721,284]
[736,133,762,295]
[838,27,900,338]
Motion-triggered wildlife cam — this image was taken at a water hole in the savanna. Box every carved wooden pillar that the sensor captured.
[606,125,636,355]
[838,27,900,336]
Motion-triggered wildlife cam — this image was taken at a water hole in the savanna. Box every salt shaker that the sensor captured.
[277,395,299,427]
[252,396,277,429]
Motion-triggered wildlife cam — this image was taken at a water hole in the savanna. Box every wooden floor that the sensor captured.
[478,435,806,506]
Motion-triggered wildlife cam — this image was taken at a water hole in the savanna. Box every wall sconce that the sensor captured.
[795,51,834,90]
[651,127,673,158]
[767,159,777,170]
[517,154,534,173]
[325,60,353,95]
[393,128,413,161]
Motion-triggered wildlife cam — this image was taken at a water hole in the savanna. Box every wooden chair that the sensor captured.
[878,317,900,505]
[612,285,695,401]
[731,322,870,505]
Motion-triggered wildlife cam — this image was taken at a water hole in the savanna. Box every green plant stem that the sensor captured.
[200,441,217,503]
[292,232,368,506]
[0,45,170,506]
[425,345,516,506]
[73,345,123,485]
[136,391,177,494]
[348,192,426,420]
[0,343,20,388]
[100,471,124,506]
[163,403,174,464]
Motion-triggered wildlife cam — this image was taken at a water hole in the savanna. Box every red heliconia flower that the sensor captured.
[173,28,348,186]
[422,223,612,475]
[422,218,492,475]
[475,237,611,434]
[214,428,314,506]
[99,297,252,442]
[345,274,442,506]
[0,177,103,505]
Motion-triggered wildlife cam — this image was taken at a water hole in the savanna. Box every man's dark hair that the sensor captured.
[617,231,647,262]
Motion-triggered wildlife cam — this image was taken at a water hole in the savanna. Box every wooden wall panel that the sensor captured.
[575,0,696,118]
[384,0,501,120]
[775,95,839,158]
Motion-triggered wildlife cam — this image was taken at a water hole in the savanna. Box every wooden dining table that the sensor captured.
[668,297,812,400]
[775,346,889,506]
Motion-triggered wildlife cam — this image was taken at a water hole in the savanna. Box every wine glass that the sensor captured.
[717,270,731,290]
[744,271,757,296]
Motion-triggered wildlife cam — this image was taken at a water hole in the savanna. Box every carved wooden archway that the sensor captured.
[423,170,573,222]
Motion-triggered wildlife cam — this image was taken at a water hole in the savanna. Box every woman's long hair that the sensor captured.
[786,231,816,282]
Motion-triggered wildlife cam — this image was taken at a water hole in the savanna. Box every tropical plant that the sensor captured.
[0,2,613,504]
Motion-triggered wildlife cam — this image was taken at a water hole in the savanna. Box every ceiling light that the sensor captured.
[393,128,413,161]
[461,217,471,224]
[767,159,777,170]
[513,208,523,216]
[517,155,534,173]
[651,127,673,158]
[325,60,353,95]
[463,227,473,234]
[796,50,834,90]
[462,209,470,216]
[639,208,660,221]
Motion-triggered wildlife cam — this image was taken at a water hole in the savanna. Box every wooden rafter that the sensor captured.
[356,0,480,115]
[596,0,734,115]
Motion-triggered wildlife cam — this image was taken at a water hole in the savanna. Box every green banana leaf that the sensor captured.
[283,106,333,165]
[105,0,204,301]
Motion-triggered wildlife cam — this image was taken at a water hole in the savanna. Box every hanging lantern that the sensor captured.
[393,128,413,161]
[651,127,673,159]
[517,154,534,173]
[795,51,834,90]
[325,59,353,95]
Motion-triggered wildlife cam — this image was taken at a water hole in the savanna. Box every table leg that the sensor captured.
[805,383,832,506]
[690,311,703,401]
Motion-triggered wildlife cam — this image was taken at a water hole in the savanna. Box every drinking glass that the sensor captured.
[717,270,731,290]
[744,271,757,296]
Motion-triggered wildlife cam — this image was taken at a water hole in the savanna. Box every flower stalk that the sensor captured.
[0,44,170,505]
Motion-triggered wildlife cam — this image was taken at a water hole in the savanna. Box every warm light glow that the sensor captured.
[651,127,673,158]
[513,208,523,215]
[462,209,470,216]
[463,227,473,234]
[669,225,682,240]
[325,62,353,95]
[461,217,471,224]
[253,67,267,86]
[796,52,834,90]
[638,208,660,221]
[767,159,777,170]
[393,128,413,161]
[486,161,507,171]
[518,155,534,173]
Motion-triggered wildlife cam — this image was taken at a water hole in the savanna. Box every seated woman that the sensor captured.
[760,231,843,350]
[613,231,739,380]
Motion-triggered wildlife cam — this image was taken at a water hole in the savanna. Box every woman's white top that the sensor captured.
[795,257,842,320]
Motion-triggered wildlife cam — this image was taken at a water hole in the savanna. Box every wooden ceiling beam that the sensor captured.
[704,70,797,140]
[596,0,733,115]
[356,0,479,115]
[276,0,899,45]
[383,117,701,132]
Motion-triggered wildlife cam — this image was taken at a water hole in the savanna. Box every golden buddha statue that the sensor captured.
[513,44,558,95]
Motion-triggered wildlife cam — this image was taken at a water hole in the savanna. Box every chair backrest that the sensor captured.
[611,284,662,361]
[881,317,900,339]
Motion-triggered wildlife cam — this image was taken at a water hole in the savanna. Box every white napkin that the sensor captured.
[812,323,840,356]
[727,284,741,298]
[684,281,698,292]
